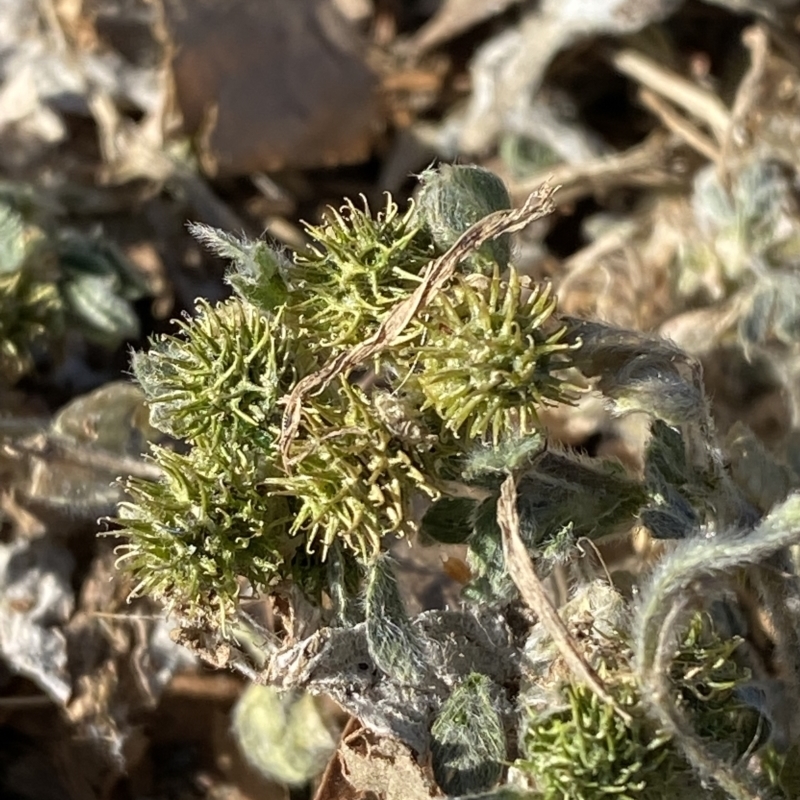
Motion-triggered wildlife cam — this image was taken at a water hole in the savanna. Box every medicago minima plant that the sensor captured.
[115,164,800,799]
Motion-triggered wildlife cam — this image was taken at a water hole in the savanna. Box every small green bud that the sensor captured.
[415,164,511,274]
[188,222,290,312]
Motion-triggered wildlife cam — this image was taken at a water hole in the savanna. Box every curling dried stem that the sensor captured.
[635,492,800,797]
[647,597,765,800]
[497,472,632,724]
[280,185,559,461]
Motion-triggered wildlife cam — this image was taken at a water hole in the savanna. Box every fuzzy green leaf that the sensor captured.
[188,222,290,312]
[420,497,477,544]
[0,205,26,275]
[364,555,427,683]
[430,673,506,795]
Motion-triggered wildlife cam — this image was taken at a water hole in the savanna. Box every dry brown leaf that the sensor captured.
[280,184,558,460]
[313,717,362,800]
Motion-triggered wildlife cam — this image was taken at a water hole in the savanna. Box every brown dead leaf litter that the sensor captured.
[3,0,800,798]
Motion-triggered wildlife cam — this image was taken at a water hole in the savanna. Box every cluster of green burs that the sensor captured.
[118,165,578,622]
[116,165,800,799]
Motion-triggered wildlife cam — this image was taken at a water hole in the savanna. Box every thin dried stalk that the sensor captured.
[508,131,684,205]
[609,48,731,139]
[720,24,770,177]
[639,88,721,164]
[497,472,632,723]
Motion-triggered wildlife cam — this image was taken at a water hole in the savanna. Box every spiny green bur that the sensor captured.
[517,586,764,800]
[113,164,800,798]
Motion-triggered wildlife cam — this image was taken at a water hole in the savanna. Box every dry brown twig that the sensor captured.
[719,24,770,178]
[407,0,523,55]
[312,716,361,800]
[609,48,731,141]
[638,88,721,164]
[558,217,641,297]
[497,472,633,724]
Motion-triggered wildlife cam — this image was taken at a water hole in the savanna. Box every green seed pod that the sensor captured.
[116,446,293,625]
[415,164,511,274]
[412,267,580,443]
[276,381,438,560]
[518,679,676,800]
[291,196,434,351]
[132,298,288,451]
